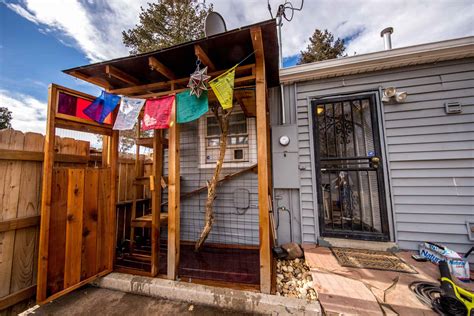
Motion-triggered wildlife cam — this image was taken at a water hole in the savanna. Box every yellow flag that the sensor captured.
[209,66,236,109]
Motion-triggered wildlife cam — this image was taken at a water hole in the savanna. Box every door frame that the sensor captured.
[310,92,391,241]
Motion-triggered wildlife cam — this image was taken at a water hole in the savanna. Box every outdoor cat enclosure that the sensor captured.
[37,20,279,303]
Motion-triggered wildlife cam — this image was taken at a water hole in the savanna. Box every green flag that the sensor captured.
[176,90,209,123]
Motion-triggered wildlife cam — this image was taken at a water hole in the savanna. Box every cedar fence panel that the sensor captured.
[0,129,146,314]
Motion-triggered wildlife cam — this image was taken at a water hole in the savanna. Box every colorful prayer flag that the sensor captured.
[83,90,121,123]
[141,95,175,130]
[209,66,236,109]
[57,92,113,124]
[176,90,209,123]
[113,97,146,130]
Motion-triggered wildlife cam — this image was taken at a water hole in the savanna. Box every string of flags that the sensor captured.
[67,52,255,131]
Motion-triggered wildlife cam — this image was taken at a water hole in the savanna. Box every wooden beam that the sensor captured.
[135,74,256,99]
[69,71,112,90]
[194,45,216,72]
[38,269,111,305]
[0,149,90,164]
[0,215,40,232]
[109,81,169,96]
[151,130,163,276]
[37,84,58,303]
[251,26,272,294]
[106,65,141,86]
[108,128,119,270]
[149,57,176,80]
[161,164,257,206]
[135,137,169,149]
[108,64,255,96]
[167,94,180,280]
[55,117,113,136]
[0,284,36,310]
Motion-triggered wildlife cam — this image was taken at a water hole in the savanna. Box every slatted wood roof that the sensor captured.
[63,19,279,92]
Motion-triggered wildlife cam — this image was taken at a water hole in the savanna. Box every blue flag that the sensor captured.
[83,90,121,123]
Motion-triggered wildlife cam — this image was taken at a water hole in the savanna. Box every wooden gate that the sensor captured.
[37,84,119,303]
[46,167,112,297]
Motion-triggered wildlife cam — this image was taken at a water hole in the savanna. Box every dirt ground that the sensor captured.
[22,286,259,316]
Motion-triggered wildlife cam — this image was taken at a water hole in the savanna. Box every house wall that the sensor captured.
[272,58,474,259]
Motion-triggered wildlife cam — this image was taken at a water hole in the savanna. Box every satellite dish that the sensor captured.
[205,11,227,37]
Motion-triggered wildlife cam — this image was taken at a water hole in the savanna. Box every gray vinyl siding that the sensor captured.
[288,58,474,257]
[162,120,260,246]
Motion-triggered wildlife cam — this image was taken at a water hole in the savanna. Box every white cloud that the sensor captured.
[5,0,150,62]
[6,0,474,61]
[213,0,474,56]
[0,89,46,133]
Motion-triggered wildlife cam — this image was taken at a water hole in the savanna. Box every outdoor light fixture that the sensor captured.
[395,91,407,103]
[382,87,408,103]
[384,87,396,97]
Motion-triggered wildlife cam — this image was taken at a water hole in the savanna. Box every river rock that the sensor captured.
[281,242,304,260]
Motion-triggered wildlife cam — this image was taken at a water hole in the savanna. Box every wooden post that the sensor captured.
[37,84,57,302]
[251,27,272,294]
[101,136,109,167]
[130,119,141,251]
[107,129,119,270]
[167,94,180,280]
[151,130,163,276]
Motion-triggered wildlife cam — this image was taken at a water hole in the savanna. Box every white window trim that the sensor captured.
[198,108,257,169]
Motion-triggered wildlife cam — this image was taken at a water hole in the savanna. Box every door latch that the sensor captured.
[370,156,380,169]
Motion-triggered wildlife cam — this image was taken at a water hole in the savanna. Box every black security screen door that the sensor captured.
[311,94,389,241]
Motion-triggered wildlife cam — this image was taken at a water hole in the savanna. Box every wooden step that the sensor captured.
[133,176,169,189]
[131,213,168,228]
[135,137,168,149]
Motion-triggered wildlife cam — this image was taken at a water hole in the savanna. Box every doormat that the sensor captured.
[331,247,417,273]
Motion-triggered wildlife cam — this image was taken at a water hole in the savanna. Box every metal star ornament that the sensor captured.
[187,62,211,98]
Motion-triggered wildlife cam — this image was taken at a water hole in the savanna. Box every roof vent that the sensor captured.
[380,27,394,50]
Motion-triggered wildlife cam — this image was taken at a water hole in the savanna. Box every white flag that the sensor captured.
[113,97,145,130]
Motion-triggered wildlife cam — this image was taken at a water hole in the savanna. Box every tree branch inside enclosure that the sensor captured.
[195,103,233,251]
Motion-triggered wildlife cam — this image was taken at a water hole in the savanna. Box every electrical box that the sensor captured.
[272,125,299,189]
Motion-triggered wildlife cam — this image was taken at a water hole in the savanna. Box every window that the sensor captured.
[199,107,257,168]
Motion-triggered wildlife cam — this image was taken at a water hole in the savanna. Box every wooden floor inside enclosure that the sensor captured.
[115,199,260,286]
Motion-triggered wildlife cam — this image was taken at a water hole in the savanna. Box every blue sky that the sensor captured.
[1,0,473,133]
[1,7,99,99]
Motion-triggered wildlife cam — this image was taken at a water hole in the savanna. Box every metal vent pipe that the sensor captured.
[380,27,394,50]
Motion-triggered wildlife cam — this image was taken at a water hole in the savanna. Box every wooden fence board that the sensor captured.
[96,168,111,272]
[10,133,44,294]
[46,168,68,296]
[63,169,85,288]
[0,129,25,298]
[81,169,99,280]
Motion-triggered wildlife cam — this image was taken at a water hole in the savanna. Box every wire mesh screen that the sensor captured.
[162,104,260,284]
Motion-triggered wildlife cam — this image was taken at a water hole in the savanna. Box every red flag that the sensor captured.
[141,95,175,130]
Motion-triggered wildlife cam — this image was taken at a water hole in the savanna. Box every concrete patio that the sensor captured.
[303,245,474,315]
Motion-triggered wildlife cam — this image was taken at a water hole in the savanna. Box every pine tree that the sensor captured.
[298,29,346,64]
[122,0,213,54]
[0,107,12,129]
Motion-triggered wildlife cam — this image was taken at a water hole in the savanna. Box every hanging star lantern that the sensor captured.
[187,61,211,98]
